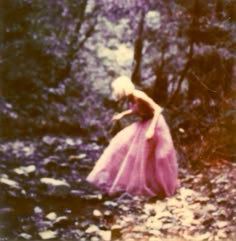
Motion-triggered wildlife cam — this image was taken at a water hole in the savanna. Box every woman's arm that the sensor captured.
[145,107,162,139]
[112,109,134,121]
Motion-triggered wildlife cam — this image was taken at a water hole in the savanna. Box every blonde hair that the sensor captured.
[111,76,135,100]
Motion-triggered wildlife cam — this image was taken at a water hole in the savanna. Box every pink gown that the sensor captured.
[86,97,179,197]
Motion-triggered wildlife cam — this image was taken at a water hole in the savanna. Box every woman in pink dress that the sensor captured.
[87,76,179,197]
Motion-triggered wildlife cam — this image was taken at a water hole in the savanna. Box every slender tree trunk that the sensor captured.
[152,51,168,105]
[131,9,145,85]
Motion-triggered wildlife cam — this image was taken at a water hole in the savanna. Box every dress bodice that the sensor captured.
[128,95,154,120]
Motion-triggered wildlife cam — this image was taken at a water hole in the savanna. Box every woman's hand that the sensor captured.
[112,113,123,122]
[145,129,154,140]
[112,109,133,122]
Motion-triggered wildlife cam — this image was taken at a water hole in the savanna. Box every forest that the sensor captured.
[0,0,235,240]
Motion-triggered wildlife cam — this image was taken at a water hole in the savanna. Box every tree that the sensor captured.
[0,0,99,110]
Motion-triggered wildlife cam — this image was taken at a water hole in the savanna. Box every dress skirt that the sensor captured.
[86,115,179,197]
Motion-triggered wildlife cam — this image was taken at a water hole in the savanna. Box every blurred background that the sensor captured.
[0,0,235,166]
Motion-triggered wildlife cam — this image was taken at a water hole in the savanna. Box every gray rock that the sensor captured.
[40,177,70,197]
[34,206,43,214]
[85,224,100,234]
[53,216,69,227]
[43,156,59,167]
[13,165,36,176]
[68,154,87,162]
[45,212,57,221]
[18,233,32,240]
[0,207,14,214]
[42,136,57,145]
[70,189,84,197]
[93,209,102,218]
[38,230,57,240]
[104,201,118,208]
[98,230,112,241]
[104,210,113,217]
[84,194,103,201]
[0,177,20,189]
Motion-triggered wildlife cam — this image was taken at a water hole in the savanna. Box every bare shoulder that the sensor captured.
[133,89,150,100]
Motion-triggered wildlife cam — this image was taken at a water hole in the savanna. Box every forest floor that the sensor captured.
[0,136,235,241]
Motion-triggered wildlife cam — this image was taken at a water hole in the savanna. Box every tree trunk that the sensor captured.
[131,9,145,85]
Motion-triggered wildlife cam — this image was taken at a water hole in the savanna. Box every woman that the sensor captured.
[87,76,179,197]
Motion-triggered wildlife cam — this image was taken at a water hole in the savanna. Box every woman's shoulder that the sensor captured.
[133,89,149,100]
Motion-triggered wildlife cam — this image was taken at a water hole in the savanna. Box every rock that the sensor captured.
[155,210,172,220]
[34,206,43,214]
[216,197,227,204]
[149,237,161,241]
[13,165,36,176]
[197,197,210,203]
[0,207,14,214]
[153,201,167,213]
[161,221,176,231]
[45,212,57,221]
[58,163,70,172]
[93,209,102,218]
[119,204,129,212]
[18,233,32,240]
[104,201,118,208]
[71,229,84,239]
[205,203,216,212]
[201,214,214,227]
[43,156,59,168]
[215,221,229,229]
[144,203,156,215]
[213,209,227,218]
[68,154,87,162]
[80,220,91,229]
[0,207,14,221]
[179,187,199,200]
[84,194,103,201]
[42,136,57,145]
[166,197,183,208]
[104,210,113,217]
[70,189,85,197]
[22,145,35,157]
[40,177,70,197]
[38,230,57,240]
[79,238,87,241]
[215,174,227,184]
[22,225,32,233]
[145,217,162,230]
[85,224,100,234]
[195,232,211,241]
[90,236,100,241]
[148,229,162,236]
[0,177,20,189]
[53,216,69,227]
[98,230,112,241]
[65,138,76,146]
[64,208,72,214]
[37,220,53,230]
[216,230,227,239]
[119,216,136,226]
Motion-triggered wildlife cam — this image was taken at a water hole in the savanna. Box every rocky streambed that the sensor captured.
[0,136,235,241]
